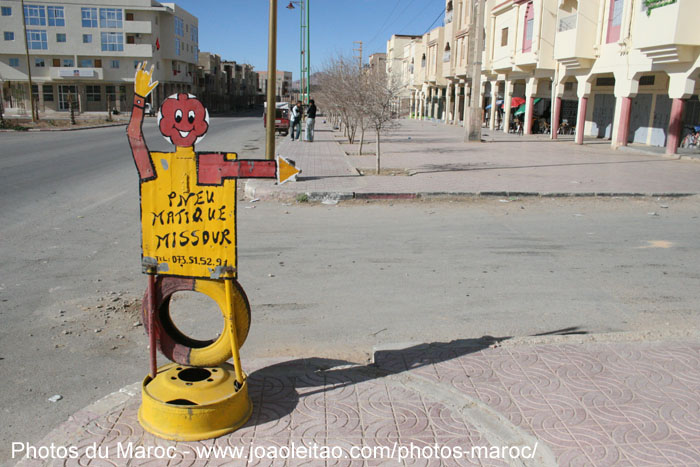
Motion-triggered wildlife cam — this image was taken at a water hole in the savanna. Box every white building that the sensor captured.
[0,0,198,115]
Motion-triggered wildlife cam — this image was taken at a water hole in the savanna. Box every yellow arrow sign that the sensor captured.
[277,156,301,185]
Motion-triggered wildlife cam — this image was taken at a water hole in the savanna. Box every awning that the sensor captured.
[502,96,526,109]
[512,98,543,116]
[485,99,503,110]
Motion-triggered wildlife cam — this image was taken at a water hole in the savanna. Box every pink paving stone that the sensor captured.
[19,341,700,466]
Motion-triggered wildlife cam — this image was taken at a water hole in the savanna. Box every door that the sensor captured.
[591,93,614,139]
[58,85,77,111]
[628,94,652,144]
[650,95,672,147]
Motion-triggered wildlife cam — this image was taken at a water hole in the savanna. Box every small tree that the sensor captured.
[68,93,76,125]
[364,68,401,173]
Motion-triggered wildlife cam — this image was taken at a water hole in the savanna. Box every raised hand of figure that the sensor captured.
[134,61,158,98]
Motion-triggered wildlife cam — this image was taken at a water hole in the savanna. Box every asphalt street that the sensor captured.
[1,115,699,464]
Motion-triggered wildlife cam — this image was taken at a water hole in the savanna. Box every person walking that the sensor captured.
[305,99,317,142]
[290,100,302,141]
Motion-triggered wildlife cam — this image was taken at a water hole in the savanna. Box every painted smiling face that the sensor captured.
[158,93,209,147]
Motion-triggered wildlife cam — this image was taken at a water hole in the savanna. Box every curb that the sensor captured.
[1,122,128,132]
[244,183,699,202]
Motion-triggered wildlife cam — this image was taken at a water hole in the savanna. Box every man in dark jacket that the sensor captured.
[305,100,317,142]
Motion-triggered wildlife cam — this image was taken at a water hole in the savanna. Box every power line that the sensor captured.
[397,1,439,37]
[367,0,402,45]
[422,7,446,36]
[366,0,420,46]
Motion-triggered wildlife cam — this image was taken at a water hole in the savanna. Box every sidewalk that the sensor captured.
[18,337,700,466]
[245,119,700,200]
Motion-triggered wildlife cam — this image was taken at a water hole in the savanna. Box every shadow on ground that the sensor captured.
[244,326,584,428]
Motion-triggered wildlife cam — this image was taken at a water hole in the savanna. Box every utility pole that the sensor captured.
[20,0,38,122]
[465,0,484,142]
[265,0,277,160]
[305,0,310,103]
[353,41,363,70]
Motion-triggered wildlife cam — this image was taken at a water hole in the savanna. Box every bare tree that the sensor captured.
[316,54,401,169]
[364,67,401,173]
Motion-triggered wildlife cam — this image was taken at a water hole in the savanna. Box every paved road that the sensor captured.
[1,118,699,463]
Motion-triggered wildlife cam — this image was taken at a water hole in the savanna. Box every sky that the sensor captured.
[174,0,445,80]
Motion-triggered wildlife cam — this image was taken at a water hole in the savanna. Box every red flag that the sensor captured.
[155,38,160,50]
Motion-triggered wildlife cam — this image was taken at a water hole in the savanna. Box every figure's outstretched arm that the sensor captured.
[127,62,159,181]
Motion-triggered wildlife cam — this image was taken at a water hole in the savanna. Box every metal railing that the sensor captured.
[558,14,577,32]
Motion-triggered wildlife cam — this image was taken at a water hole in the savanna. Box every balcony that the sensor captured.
[124,20,152,35]
[635,0,700,64]
[553,3,599,70]
[50,67,103,80]
[123,44,152,57]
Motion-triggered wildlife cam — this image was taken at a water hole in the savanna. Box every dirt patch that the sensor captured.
[357,168,410,176]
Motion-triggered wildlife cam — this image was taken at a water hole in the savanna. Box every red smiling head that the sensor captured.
[158,93,209,148]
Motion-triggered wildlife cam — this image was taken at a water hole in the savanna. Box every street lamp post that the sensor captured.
[20,0,38,122]
[287,0,310,104]
[265,0,277,161]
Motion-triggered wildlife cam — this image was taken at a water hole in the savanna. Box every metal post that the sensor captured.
[147,272,158,378]
[299,1,303,103]
[466,0,484,142]
[265,0,277,160]
[224,277,244,387]
[20,0,38,122]
[305,0,310,104]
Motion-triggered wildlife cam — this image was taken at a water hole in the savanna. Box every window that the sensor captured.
[126,35,135,44]
[606,0,623,43]
[83,34,91,43]
[501,27,508,46]
[47,6,64,26]
[35,58,45,67]
[99,8,122,28]
[639,75,655,86]
[43,85,54,102]
[126,12,134,21]
[1,6,11,16]
[56,33,66,42]
[95,59,102,67]
[24,5,45,26]
[522,2,534,52]
[175,37,180,56]
[79,58,93,67]
[174,16,184,36]
[4,31,13,41]
[26,30,47,49]
[111,59,120,68]
[86,85,101,102]
[133,60,140,69]
[101,32,124,51]
[421,53,426,68]
[191,25,198,43]
[81,8,97,27]
[9,58,19,67]
[31,85,38,100]
[443,43,451,63]
[52,58,59,66]
[596,77,615,86]
[105,85,116,104]
[63,58,74,67]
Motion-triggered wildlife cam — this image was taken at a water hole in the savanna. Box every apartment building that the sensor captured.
[257,70,292,101]
[0,0,198,115]
[386,34,420,117]
[223,61,258,109]
[395,0,700,154]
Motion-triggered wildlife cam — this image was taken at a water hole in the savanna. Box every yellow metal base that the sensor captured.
[138,362,252,441]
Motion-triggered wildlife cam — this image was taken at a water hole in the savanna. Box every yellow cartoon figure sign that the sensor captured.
[127,62,299,279]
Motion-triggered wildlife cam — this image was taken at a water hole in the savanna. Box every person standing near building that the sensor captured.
[305,99,317,142]
[290,100,302,141]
